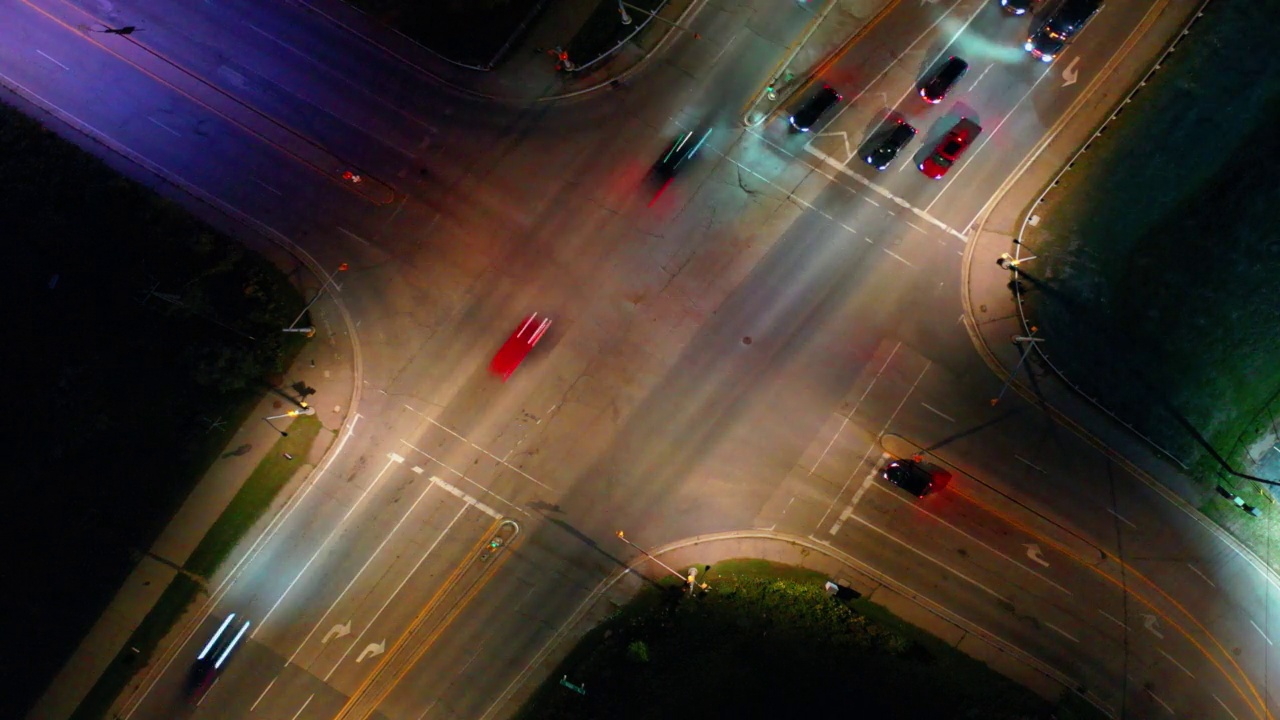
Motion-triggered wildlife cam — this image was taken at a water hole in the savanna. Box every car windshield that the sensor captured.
[932,154,954,168]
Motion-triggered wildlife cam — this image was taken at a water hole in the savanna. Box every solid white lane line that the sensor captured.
[809,415,852,475]
[920,403,954,422]
[256,454,398,635]
[322,504,470,679]
[1146,688,1174,715]
[249,676,276,712]
[1250,620,1273,646]
[148,116,181,137]
[36,49,70,70]
[1157,648,1195,678]
[851,516,1010,603]
[1186,563,1216,588]
[710,32,738,66]
[252,177,283,196]
[1213,693,1242,720]
[287,462,449,664]
[1013,454,1047,474]
[881,248,914,267]
[1098,610,1127,630]
[1106,507,1137,529]
[289,695,314,720]
[1043,621,1078,643]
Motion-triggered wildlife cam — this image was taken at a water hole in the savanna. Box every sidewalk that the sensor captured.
[962,0,1272,572]
[495,530,1088,715]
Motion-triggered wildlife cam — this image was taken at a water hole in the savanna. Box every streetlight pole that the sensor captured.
[991,333,1044,406]
[286,262,349,332]
[617,0,632,25]
[616,531,708,590]
[618,1,700,36]
[262,417,288,437]
[999,252,1037,268]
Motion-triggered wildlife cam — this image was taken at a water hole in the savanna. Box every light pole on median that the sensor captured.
[285,262,349,333]
[262,417,288,437]
[616,531,708,590]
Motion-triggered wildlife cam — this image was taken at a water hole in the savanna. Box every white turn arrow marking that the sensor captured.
[322,621,351,644]
[1141,614,1165,639]
[357,639,386,663]
[1024,543,1050,567]
[1062,57,1081,87]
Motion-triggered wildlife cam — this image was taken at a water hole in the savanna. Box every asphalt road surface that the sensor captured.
[7,0,1276,718]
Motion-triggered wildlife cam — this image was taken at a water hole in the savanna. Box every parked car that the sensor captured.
[490,313,552,382]
[656,128,713,177]
[1025,0,1103,62]
[861,120,917,171]
[918,56,969,104]
[789,84,842,132]
[918,118,982,179]
[883,459,952,497]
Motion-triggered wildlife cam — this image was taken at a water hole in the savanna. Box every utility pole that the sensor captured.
[286,262,348,332]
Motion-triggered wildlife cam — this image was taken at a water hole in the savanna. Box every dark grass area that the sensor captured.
[516,559,1099,719]
[69,575,201,720]
[1019,0,1280,477]
[566,0,665,69]
[1,102,305,719]
[345,0,546,67]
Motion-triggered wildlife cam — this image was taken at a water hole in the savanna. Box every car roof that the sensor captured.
[939,56,968,77]
[1049,0,1101,28]
[888,122,917,141]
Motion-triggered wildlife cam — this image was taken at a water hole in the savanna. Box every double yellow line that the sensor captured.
[333,516,515,720]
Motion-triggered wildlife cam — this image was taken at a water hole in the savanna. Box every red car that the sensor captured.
[918,118,982,179]
[490,313,552,381]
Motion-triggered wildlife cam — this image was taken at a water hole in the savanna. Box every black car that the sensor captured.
[1025,0,1102,62]
[918,56,968,104]
[655,128,713,177]
[883,459,952,498]
[789,85,842,132]
[999,0,1034,15]
[188,613,251,700]
[861,120,917,171]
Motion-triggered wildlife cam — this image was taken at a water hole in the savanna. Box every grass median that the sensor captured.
[1017,0,1280,506]
[183,414,326,579]
[69,415,325,720]
[516,558,1100,719]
